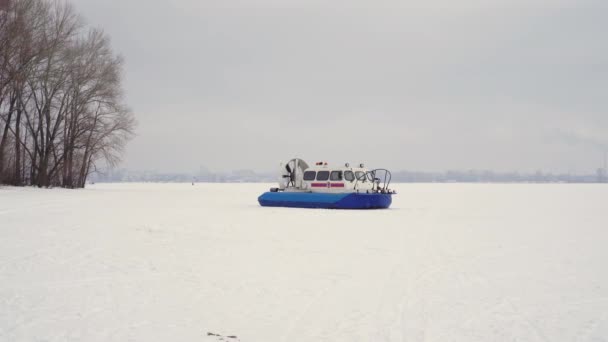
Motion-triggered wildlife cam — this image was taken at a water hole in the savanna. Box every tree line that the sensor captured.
[0,0,134,188]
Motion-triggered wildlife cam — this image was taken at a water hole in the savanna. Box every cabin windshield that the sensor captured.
[355,171,366,180]
[316,171,330,181]
[303,171,316,181]
[344,171,354,181]
[330,171,343,181]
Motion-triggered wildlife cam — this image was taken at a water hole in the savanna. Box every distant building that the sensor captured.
[597,168,606,183]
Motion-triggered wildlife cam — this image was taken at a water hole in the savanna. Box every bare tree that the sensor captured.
[0,0,134,188]
[1,0,46,182]
[61,29,134,187]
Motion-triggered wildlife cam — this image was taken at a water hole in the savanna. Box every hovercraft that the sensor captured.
[258,158,396,209]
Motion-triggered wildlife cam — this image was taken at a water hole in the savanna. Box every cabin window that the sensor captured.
[344,171,355,181]
[355,171,366,180]
[330,171,343,181]
[316,171,330,181]
[303,171,316,181]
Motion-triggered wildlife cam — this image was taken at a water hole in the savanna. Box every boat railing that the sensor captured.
[355,169,394,193]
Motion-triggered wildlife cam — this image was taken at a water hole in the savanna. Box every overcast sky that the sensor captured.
[72,0,607,173]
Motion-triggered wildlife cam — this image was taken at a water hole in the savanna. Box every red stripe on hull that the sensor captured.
[330,183,345,187]
[311,183,327,187]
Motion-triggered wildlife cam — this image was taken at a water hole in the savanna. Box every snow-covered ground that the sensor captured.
[1,183,607,342]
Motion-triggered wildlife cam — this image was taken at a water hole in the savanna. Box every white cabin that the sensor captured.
[277,159,377,193]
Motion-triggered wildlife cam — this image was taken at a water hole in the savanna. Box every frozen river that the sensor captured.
[1,183,607,341]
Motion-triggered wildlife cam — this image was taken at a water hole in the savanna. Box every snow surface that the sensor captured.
[1,183,607,342]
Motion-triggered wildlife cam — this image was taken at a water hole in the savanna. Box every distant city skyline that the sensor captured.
[92,165,607,184]
[72,0,608,173]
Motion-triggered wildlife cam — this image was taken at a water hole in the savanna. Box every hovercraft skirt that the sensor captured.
[258,192,392,209]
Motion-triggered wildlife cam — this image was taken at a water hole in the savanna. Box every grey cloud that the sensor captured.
[72,0,607,173]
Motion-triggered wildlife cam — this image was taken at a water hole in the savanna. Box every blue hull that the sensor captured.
[258,192,392,209]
